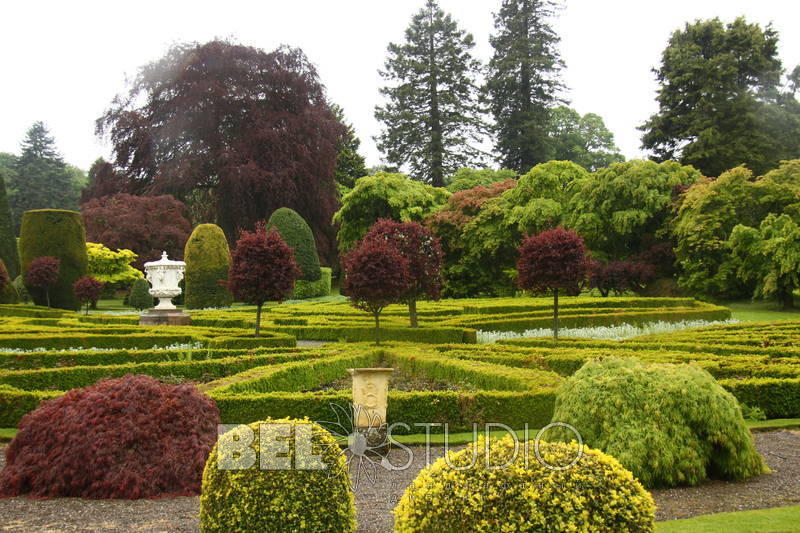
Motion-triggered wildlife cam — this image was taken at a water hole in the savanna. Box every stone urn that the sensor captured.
[348,368,393,453]
[139,252,191,326]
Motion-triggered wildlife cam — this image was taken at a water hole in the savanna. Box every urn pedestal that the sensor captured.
[138,252,192,326]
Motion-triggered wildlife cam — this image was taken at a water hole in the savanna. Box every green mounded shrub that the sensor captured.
[394,436,655,532]
[291,266,331,299]
[267,207,322,282]
[19,209,88,310]
[0,172,19,279]
[200,418,356,532]
[0,260,18,304]
[12,276,30,303]
[549,357,767,488]
[128,277,154,310]
[184,224,233,309]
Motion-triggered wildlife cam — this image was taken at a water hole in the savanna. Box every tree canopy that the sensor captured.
[546,107,624,170]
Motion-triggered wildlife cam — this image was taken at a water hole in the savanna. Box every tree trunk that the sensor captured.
[780,287,795,310]
[553,288,559,341]
[408,298,418,328]
[255,303,262,337]
[374,311,381,345]
[45,289,50,308]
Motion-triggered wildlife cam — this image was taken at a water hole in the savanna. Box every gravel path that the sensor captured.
[0,431,797,532]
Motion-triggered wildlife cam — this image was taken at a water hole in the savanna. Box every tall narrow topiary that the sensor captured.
[0,172,19,278]
[128,278,154,311]
[184,224,233,309]
[19,209,88,310]
[267,207,322,282]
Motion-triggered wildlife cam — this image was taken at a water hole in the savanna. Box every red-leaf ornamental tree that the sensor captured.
[517,228,591,340]
[96,40,343,264]
[73,276,104,315]
[24,256,60,308]
[362,219,443,327]
[342,239,413,344]
[228,225,300,337]
[589,260,656,297]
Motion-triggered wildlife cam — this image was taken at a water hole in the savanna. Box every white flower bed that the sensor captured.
[477,318,739,344]
[0,342,206,354]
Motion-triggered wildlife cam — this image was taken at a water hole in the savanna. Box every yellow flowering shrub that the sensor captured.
[199,418,356,532]
[394,436,654,533]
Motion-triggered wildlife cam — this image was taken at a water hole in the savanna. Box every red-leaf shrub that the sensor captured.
[228,224,300,336]
[590,260,657,297]
[24,256,60,307]
[342,239,412,344]
[73,276,105,314]
[0,374,220,499]
[517,228,590,339]
[362,219,443,327]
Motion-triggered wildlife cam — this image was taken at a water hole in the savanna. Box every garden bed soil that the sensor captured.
[0,430,797,532]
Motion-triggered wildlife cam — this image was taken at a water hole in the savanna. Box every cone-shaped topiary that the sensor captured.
[200,418,356,532]
[128,277,154,310]
[184,224,233,309]
[267,207,322,282]
[0,259,18,304]
[19,209,88,310]
[0,172,19,278]
[549,357,768,488]
[394,435,655,532]
[0,374,220,498]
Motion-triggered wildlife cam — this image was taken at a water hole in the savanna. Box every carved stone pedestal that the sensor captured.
[139,309,192,326]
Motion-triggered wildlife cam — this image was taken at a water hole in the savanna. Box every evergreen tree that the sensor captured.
[330,104,368,191]
[486,0,565,173]
[0,172,19,278]
[9,122,76,231]
[375,0,487,187]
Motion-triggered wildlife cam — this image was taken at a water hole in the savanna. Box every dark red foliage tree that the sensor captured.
[81,158,128,203]
[362,219,443,327]
[228,224,300,337]
[73,276,104,315]
[517,228,590,340]
[24,256,60,308]
[0,374,219,499]
[81,193,192,269]
[96,40,343,265]
[590,260,657,297]
[342,239,412,344]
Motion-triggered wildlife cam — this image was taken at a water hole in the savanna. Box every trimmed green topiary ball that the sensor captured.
[200,418,355,532]
[394,436,655,532]
[19,209,88,310]
[267,208,322,282]
[549,357,767,488]
[184,224,233,309]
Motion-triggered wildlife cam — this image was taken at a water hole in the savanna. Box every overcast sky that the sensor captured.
[1,0,798,171]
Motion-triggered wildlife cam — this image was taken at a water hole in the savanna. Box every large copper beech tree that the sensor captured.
[96,40,343,263]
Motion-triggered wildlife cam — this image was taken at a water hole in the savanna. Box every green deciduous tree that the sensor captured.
[486,0,565,172]
[86,242,142,287]
[641,17,800,177]
[375,0,487,187]
[445,167,518,193]
[546,106,624,170]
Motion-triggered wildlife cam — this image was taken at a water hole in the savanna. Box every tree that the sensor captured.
[641,17,800,177]
[8,122,78,230]
[333,172,450,251]
[362,219,443,327]
[589,261,656,297]
[375,0,487,186]
[183,224,233,309]
[73,276,104,315]
[228,225,300,337]
[331,104,368,192]
[517,228,590,340]
[0,260,19,304]
[25,257,60,308]
[546,106,624,170]
[81,193,192,269]
[342,239,412,344]
[0,171,19,278]
[86,242,142,288]
[96,40,343,264]
[486,0,565,172]
[266,208,321,281]
[81,158,127,203]
[445,167,518,193]
[128,277,154,310]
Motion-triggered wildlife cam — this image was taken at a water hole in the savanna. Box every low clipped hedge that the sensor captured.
[394,436,655,532]
[200,418,355,532]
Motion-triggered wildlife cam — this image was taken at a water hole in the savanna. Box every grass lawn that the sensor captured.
[725,300,800,323]
[655,505,800,532]
[0,427,16,441]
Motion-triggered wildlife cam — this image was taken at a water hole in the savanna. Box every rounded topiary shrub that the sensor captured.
[267,207,322,282]
[549,357,767,488]
[0,374,220,498]
[394,436,655,532]
[200,418,355,532]
[184,223,233,309]
[128,277,153,310]
[19,209,88,310]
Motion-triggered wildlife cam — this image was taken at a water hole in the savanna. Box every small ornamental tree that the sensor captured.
[228,225,300,337]
[73,276,104,315]
[342,239,412,344]
[589,260,656,297]
[24,256,60,308]
[362,219,443,327]
[128,277,154,310]
[517,228,590,340]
